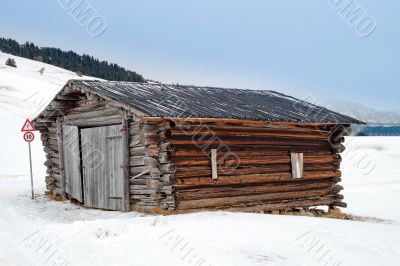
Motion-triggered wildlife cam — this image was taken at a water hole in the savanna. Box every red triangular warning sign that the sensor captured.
[21,119,36,132]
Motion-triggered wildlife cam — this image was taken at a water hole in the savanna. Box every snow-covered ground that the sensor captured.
[0,52,98,178]
[0,53,400,265]
[342,137,400,222]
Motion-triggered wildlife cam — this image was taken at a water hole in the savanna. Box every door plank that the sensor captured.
[122,116,130,212]
[63,125,83,202]
[81,124,124,210]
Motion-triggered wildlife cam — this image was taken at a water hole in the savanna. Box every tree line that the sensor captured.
[0,37,145,82]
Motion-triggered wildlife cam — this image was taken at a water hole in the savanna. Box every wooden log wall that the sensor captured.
[33,84,128,201]
[33,82,175,212]
[129,121,175,212]
[34,89,88,197]
[33,81,351,213]
[166,120,349,211]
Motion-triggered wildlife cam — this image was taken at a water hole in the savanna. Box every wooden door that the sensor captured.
[81,125,125,211]
[62,125,83,202]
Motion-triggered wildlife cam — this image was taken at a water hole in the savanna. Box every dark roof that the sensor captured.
[76,80,363,124]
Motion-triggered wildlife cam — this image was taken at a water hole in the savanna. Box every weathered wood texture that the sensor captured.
[63,125,83,202]
[81,124,125,211]
[291,153,304,179]
[129,120,175,212]
[121,115,130,212]
[169,121,349,211]
[33,80,350,213]
[33,85,132,210]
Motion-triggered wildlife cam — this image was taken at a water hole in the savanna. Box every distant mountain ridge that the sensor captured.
[0,37,144,82]
[322,100,400,125]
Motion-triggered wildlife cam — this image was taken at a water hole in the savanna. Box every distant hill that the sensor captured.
[322,100,400,125]
[352,125,400,136]
[0,37,144,82]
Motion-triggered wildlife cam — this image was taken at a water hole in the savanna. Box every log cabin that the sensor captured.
[33,80,363,213]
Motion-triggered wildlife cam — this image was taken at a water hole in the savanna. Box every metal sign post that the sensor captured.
[28,141,34,199]
[22,119,36,200]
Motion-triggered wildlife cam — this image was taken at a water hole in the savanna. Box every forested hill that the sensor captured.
[0,37,144,82]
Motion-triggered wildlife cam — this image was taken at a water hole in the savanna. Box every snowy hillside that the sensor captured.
[0,52,99,178]
[0,54,400,266]
[322,100,400,125]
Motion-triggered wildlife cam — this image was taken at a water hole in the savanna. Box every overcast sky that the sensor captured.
[1,0,399,112]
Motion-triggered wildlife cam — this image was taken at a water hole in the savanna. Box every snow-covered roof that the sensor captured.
[75,80,363,124]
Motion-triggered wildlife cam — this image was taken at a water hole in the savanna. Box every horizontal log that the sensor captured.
[50,100,75,109]
[64,115,122,127]
[183,196,335,212]
[172,144,331,153]
[145,157,159,166]
[130,146,145,156]
[47,138,58,146]
[46,153,59,160]
[158,121,172,130]
[56,95,81,101]
[173,121,332,134]
[159,164,177,174]
[331,201,347,208]
[129,128,141,136]
[130,189,158,195]
[35,117,56,123]
[64,107,120,120]
[159,152,170,164]
[161,119,338,131]
[173,149,333,158]
[130,166,161,177]
[129,179,148,185]
[159,130,171,141]
[129,156,146,166]
[333,193,344,199]
[176,163,339,178]
[43,147,58,156]
[171,127,329,140]
[332,143,345,153]
[159,142,175,152]
[146,145,161,157]
[177,187,332,209]
[67,103,107,114]
[75,99,100,107]
[173,155,339,166]
[129,134,143,147]
[44,144,59,152]
[48,127,57,134]
[171,135,329,147]
[41,108,67,118]
[176,181,335,201]
[129,121,142,127]
[161,174,175,184]
[130,166,149,175]
[175,171,341,186]
[130,194,163,200]
[144,135,160,145]
[330,184,343,194]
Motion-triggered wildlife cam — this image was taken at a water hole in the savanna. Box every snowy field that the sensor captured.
[1,53,400,265]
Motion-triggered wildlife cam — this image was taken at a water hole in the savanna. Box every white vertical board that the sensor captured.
[211,149,218,179]
[291,153,304,179]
